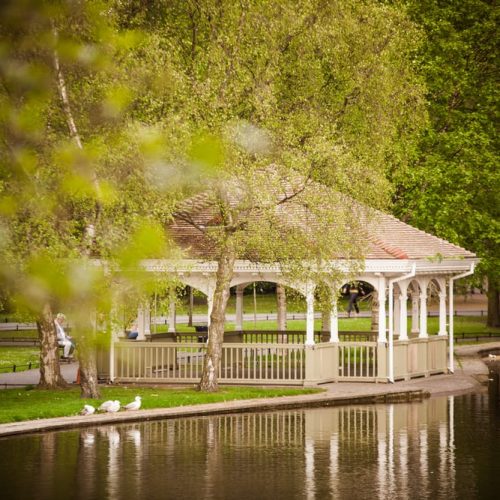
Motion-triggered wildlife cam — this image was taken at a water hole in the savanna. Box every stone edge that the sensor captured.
[0,389,429,438]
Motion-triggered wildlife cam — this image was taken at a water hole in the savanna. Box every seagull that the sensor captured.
[98,400,115,412]
[106,400,121,413]
[124,396,142,411]
[80,404,96,416]
[488,354,497,360]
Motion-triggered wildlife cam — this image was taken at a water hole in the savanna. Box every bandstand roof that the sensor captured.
[168,187,475,263]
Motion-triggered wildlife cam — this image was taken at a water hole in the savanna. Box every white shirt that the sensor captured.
[55,321,67,341]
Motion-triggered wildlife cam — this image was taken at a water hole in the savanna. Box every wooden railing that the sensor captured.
[219,343,305,384]
[110,335,449,385]
[113,340,377,385]
[338,342,378,380]
[113,342,306,385]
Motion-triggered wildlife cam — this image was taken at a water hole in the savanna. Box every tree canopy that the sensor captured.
[114,0,428,390]
[392,0,499,325]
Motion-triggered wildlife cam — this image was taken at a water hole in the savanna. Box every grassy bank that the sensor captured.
[0,347,39,373]
[0,386,321,424]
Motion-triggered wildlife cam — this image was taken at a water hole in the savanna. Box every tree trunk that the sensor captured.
[198,246,236,392]
[37,302,67,389]
[53,28,101,396]
[321,309,330,332]
[276,284,287,331]
[487,275,500,327]
[77,327,101,398]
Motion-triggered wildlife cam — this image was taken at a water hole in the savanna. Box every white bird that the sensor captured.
[488,354,497,360]
[106,400,121,413]
[124,396,142,411]
[80,404,96,416]
[98,400,115,412]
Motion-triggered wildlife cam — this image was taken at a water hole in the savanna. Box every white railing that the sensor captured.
[393,336,448,380]
[112,340,381,385]
[111,337,447,385]
[338,342,378,381]
[219,343,305,384]
[114,342,306,385]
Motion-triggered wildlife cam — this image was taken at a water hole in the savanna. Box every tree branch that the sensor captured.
[52,26,83,150]
[52,24,101,254]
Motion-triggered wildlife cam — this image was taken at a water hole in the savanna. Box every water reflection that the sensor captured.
[0,393,499,499]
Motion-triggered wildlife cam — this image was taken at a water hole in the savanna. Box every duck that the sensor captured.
[124,396,142,411]
[80,404,96,416]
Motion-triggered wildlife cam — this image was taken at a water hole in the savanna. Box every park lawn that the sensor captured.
[0,329,38,339]
[175,292,371,316]
[155,316,500,335]
[0,347,39,373]
[0,385,322,424]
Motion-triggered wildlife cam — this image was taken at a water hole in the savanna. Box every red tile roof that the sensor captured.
[168,178,475,261]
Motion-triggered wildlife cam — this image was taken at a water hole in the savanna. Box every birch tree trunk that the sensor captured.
[78,329,100,398]
[199,245,236,392]
[52,27,101,398]
[276,284,287,331]
[37,302,67,389]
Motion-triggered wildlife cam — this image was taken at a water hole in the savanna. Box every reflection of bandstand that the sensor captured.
[100,204,477,386]
[131,397,457,499]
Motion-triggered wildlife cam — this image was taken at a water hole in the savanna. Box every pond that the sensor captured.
[0,393,499,499]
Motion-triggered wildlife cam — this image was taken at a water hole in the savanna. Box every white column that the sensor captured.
[235,285,244,331]
[144,302,151,337]
[394,293,401,337]
[438,289,447,336]
[388,280,395,382]
[136,305,146,340]
[411,289,419,334]
[399,292,409,340]
[109,308,120,383]
[168,296,176,333]
[378,275,387,343]
[305,286,315,346]
[419,287,428,338]
[329,293,339,343]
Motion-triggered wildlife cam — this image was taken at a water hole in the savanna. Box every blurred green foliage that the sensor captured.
[0,0,429,334]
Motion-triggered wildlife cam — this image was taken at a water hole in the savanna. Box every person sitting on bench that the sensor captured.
[126,320,139,340]
[55,313,75,359]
